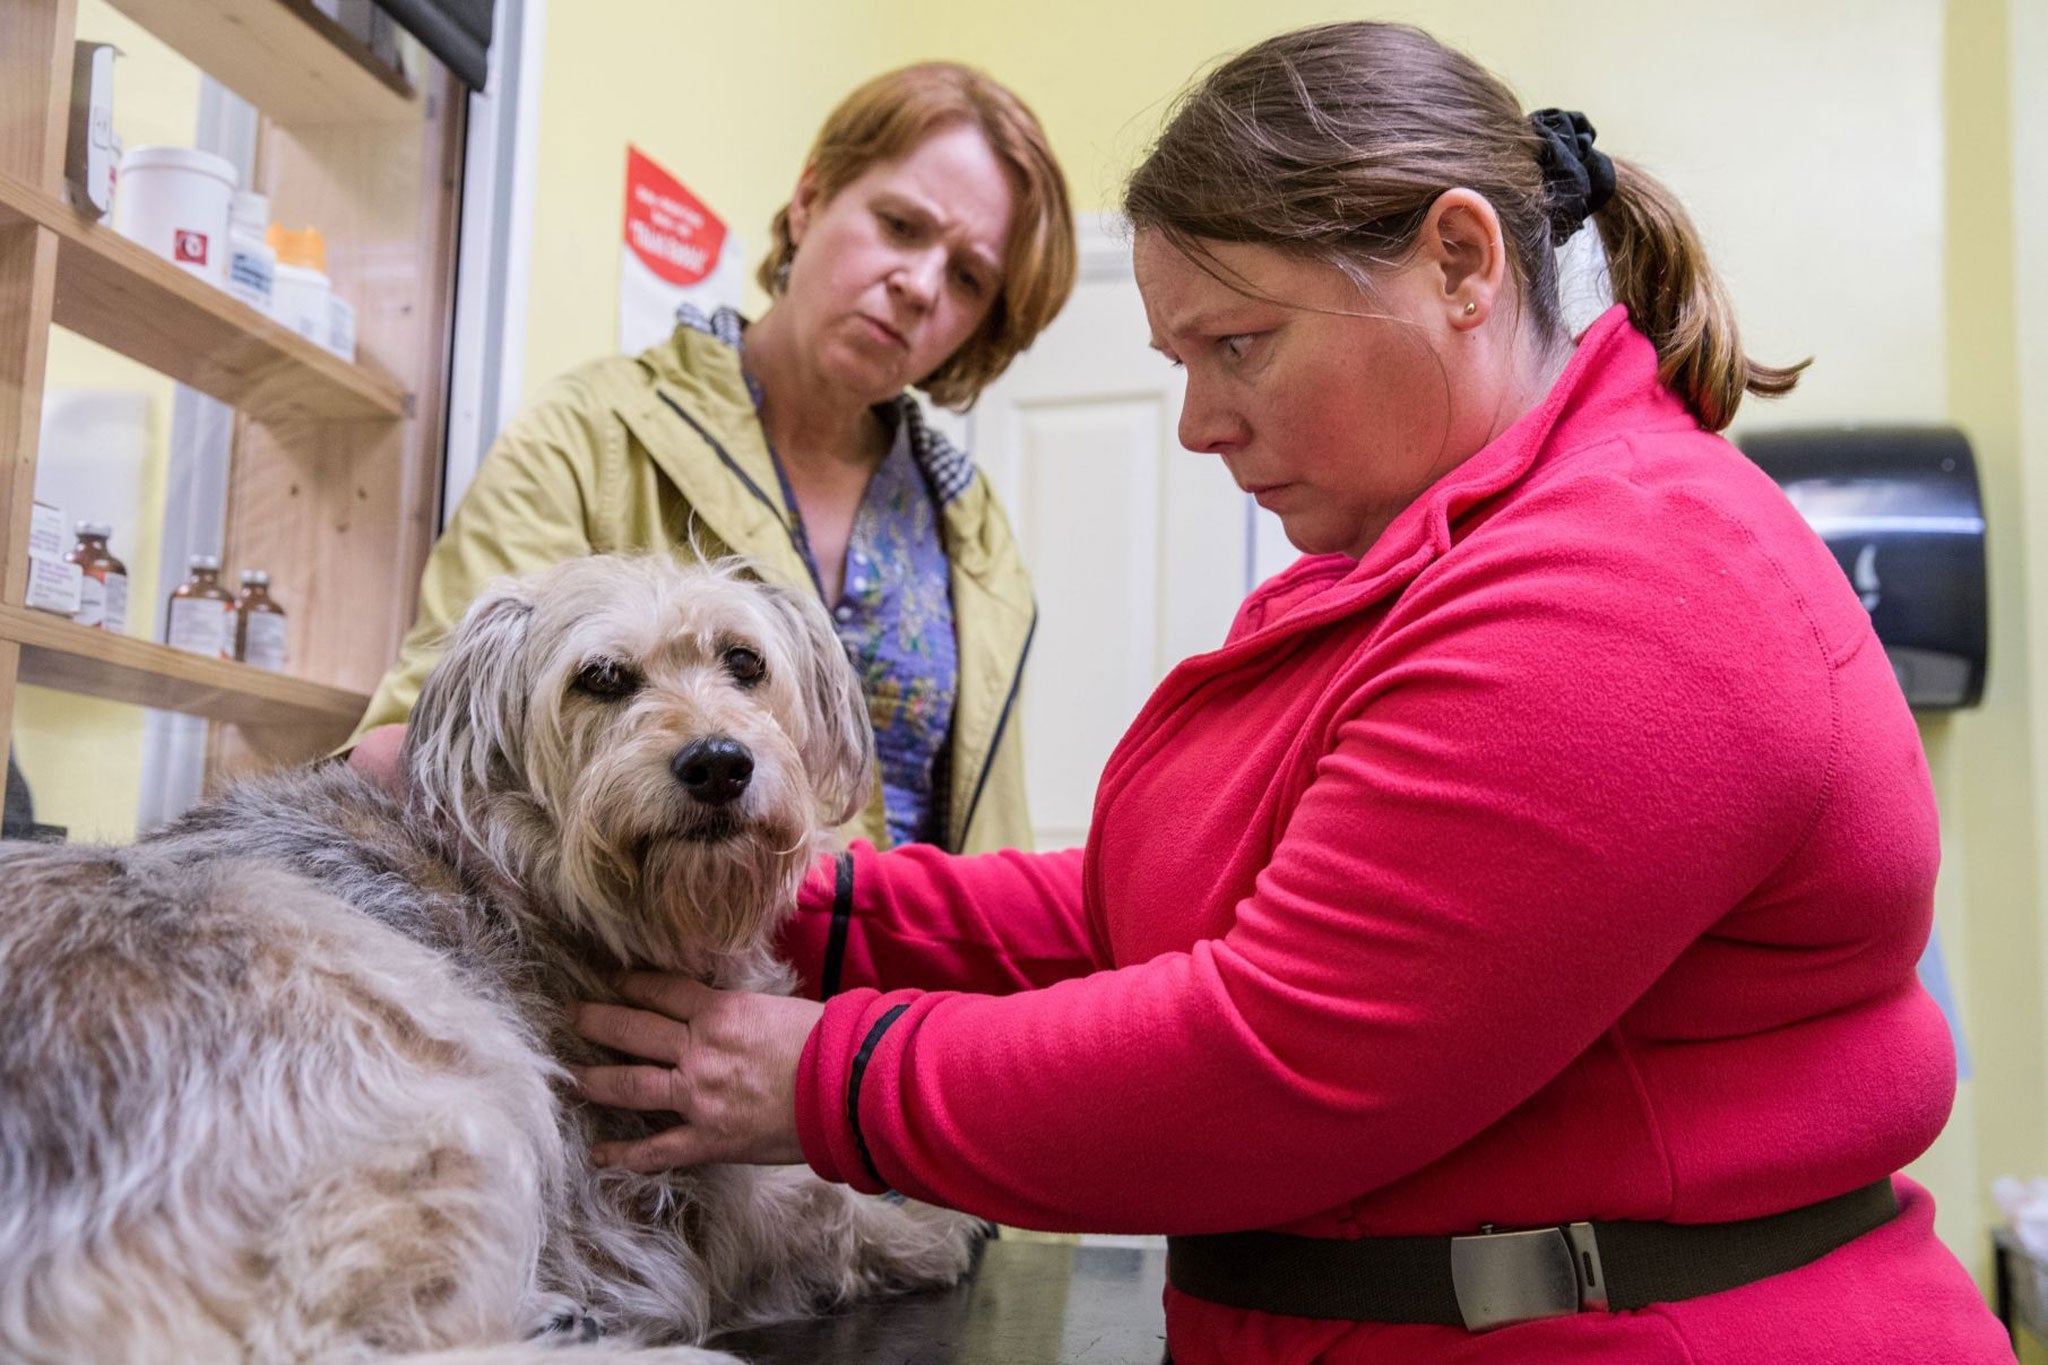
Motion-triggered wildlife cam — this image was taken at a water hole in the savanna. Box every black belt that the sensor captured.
[1167,1179,1898,1333]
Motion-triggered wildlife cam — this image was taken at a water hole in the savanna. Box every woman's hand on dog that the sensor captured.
[571,973,822,1170]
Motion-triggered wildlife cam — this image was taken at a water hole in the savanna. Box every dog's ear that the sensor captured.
[761,579,877,828]
[404,582,537,829]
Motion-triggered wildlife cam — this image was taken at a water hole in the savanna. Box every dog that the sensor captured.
[0,555,982,1364]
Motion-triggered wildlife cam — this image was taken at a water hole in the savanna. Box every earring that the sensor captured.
[1462,301,1478,316]
[774,254,793,292]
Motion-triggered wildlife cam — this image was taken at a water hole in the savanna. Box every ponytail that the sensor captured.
[1593,157,1807,432]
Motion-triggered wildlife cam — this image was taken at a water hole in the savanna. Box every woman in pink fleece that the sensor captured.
[574,21,2011,1362]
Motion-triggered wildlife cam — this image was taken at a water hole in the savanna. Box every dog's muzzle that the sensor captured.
[671,737,753,807]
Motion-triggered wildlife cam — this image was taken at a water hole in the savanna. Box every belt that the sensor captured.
[1166,1179,1899,1333]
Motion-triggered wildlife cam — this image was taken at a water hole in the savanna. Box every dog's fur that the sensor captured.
[0,556,980,1364]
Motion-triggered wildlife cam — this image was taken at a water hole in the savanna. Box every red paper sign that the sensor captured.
[622,146,727,288]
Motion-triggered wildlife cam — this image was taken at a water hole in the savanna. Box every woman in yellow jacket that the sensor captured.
[352,63,1076,855]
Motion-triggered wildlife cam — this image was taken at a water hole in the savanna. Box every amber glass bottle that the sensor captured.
[165,555,234,659]
[65,522,128,632]
[233,569,288,671]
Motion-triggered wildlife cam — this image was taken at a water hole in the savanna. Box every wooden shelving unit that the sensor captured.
[0,0,464,779]
[0,169,407,423]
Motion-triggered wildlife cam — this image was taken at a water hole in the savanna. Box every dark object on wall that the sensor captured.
[4,751,65,843]
[1738,425,1987,711]
[374,0,492,89]
[4,751,33,837]
[1993,1227,2045,1351]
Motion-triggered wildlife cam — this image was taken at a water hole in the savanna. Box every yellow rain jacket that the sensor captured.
[352,322,1036,855]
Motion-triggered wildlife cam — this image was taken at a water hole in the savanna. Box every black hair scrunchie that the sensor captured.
[1528,108,1616,244]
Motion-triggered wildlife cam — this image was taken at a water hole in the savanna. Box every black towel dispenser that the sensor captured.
[1736,425,1986,710]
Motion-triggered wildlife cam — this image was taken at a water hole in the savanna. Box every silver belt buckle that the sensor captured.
[1450,1222,1606,1332]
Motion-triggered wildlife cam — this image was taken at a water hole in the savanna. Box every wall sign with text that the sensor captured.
[619,145,744,353]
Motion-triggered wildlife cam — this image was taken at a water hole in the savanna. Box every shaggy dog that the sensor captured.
[0,556,980,1364]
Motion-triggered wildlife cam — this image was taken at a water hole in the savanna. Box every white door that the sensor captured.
[971,217,1292,850]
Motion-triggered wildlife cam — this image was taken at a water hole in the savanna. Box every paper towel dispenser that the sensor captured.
[1737,425,1986,710]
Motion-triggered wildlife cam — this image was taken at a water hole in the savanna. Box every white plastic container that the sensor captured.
[112,145,237,284]
[272,261,332,346]
[224,191,276,313]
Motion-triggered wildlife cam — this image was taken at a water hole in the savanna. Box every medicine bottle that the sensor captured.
[267,223,332,347]
[165,555,234,659]
[233,569,288,672]
[225,192,276,313]
[65,522,128,633]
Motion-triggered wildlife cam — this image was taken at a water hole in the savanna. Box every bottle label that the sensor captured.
[27,505,67,560]
[25,557,81,616]
[167,597,229,659]
[74,574,105,628]
[102,571,128,634]
[227,249,275,310]
[241,611,288,672]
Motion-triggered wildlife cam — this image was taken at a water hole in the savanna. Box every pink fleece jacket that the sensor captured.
[780,308,2008,1362]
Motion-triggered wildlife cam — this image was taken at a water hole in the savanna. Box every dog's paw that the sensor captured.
[854,1197,986,1291]
[517,1293,743,1360]
[519,1291,597,1342]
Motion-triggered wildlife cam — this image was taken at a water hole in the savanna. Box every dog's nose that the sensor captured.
[671,738,754,806]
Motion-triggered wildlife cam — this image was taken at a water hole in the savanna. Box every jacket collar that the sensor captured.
[616,321,804,579]
[619,309,1025,602]
[671,303,980,507]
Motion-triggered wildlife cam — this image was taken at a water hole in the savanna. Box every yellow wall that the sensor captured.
[1930,0,2034,1291]
[514,0,2026,1288]
[2005,0,2048,1328]
[2020,0,2048,1331]
[12,0,196,842]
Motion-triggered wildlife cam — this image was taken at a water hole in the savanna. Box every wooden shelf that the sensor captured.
[0,604,368,742]
[0,169,407,423]
[104,0,419,128]
[0,0,461,788]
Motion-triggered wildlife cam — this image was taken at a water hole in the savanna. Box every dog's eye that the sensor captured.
[573,659,641,700]
[722,645,765,688]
